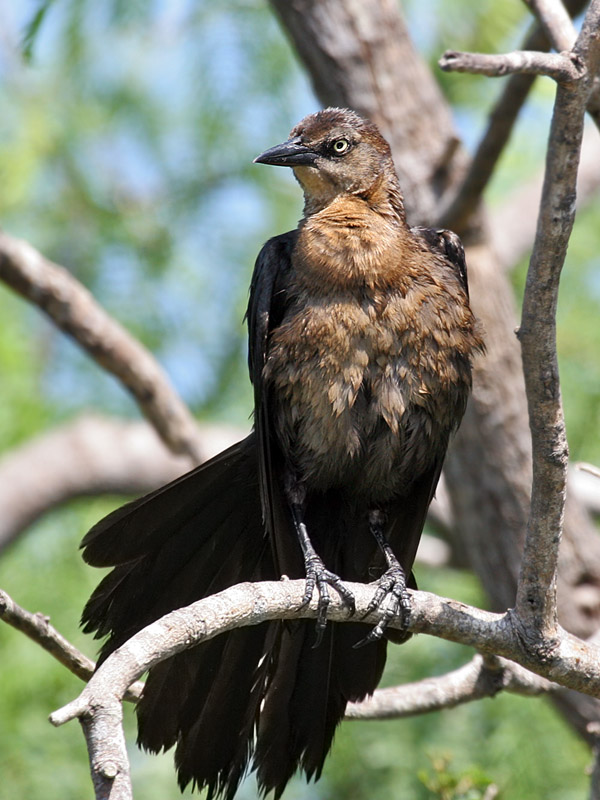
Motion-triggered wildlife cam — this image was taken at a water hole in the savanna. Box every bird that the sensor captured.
[80,107,484,799]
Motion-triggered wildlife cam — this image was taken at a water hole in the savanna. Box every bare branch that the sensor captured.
[0,415,245,553]
[0,231,205,463]
[439,48,583,83]
[523,0,577,51]
[46,579,600,797]
[577,462,600,480]
[346,653,557,720]
[0,589,95,684]
[438,0,590,233]
[515,1,600,638]
[491,128,600,271]
[51,581,600,729]
[0,589,143,702]
[0,584,554,728]
[523,0,600,131]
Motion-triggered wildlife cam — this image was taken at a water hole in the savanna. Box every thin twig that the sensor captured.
[438,24,547,232]
[523,0,577,51]
[0,589,95,683]
[438,0,591,233]
[346,653,557,720]
[577,462,600,480]
[515,0,600,640]
[0,231,205,464]
[0,589,143,702]
[439,49,583,83]
[523,0,600,130]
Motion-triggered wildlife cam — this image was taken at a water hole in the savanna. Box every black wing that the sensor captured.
[245,230,296,536]
[411,226,469,297]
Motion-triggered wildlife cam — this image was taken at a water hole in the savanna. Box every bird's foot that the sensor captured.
[354,565,411,648]
[301,554,355,647]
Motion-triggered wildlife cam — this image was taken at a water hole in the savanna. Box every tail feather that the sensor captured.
[173,624,274,799]
[81,435,258,567]
[81,434,396,797]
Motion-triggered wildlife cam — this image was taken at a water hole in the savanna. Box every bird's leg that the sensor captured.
[356,509,411,647]
[285,476,355,646]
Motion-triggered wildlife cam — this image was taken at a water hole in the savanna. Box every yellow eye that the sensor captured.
[332,138,350,154]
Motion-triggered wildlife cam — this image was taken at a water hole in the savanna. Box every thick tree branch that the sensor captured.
[49,579,600,800]
[0,231,205,463]
[5,586,555,724]
[515,1,600,639]
[0,587,554,722]
[439,48,583,83]
[0,415,244,553]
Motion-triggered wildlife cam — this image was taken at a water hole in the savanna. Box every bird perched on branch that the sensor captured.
[81,108,484,799]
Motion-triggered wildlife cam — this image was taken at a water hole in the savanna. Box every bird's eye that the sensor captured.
[331,138,350,155]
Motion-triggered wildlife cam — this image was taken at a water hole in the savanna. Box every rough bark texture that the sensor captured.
[270,0,600,738]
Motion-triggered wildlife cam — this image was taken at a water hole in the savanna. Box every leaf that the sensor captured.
[21,0,56,63]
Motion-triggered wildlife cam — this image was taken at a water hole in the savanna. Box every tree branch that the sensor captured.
[0,589,96,685]
[438,0,590,233]
[2,586,554,724]
[523,0,577,51]
[523,0,600,130]
[0,588,142,702]
[0,415,244,553]
[491,128,600,271]
[48,580,600,800]
[346,653,558,720]
[439,48,583,83]
[0,231,205,463]
[578,462,600,480]
[515,1,600,640]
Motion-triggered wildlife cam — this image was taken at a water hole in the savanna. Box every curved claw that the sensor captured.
[300,555,355,647]
[354,566,411,648]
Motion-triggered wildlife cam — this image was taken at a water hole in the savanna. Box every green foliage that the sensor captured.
[0,1,598,799]
[418,755,495,800]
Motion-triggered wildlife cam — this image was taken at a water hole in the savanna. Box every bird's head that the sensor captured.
[254,108,404,218]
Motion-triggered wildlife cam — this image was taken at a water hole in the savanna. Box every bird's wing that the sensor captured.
[411,226,469,297]
[246,230,296,536]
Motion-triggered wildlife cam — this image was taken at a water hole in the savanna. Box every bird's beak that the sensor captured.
[253,137,317,167]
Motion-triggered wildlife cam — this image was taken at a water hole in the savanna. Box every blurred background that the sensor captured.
[0,1,599,798]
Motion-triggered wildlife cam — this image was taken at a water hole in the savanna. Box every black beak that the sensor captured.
[253,137,317,167]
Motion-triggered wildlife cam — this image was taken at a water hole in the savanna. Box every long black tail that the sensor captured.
[81,433,387,798]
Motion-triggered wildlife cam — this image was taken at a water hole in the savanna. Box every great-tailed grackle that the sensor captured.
[81,108,484,799]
